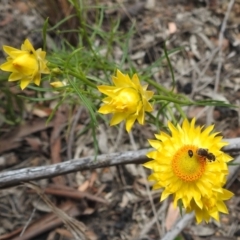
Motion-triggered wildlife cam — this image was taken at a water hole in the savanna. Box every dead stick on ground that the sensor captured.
[0,149,148,188]
[0,138,240,189]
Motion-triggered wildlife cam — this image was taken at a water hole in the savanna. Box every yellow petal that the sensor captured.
[98,85,120,96]
[221,189,234,200]
[110,113,128,126]
[22,39,36,54]
[148,139,162,149]
[36,49,46,58]
[126,115,137,132]
[195,208,204,224]
[98,105,113,114]
[145,90,154,100]
[143,160,156,169]
[131,73,140,86]
[137,108,144,125]
[216,201,228,213]
[0,61,16,72]
[114,70,133,86]
[2,45,21,57]
[20,79,31,90]
[161,189,172,201]
[41,64,50,74]
[33,72,41,86]
[9,72,22,81]
[209,210,219,221]
[143,99,153,112]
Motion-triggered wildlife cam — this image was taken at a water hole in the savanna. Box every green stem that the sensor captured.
[146,79,170,95]
[65,70,97,89]
[163,42,175,91]
[166,105,177,124]
[153,95,191,105]
[48,63,98,89]
[47,62,59,68]
[174,104,186,119]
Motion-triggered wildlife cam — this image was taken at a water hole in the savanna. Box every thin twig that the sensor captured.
[135,200,168,239]
[20,202,38,236]
[214,0,235,94]
[129,131,162,238]
[140,165,163,237]
[112,122,124,152]
[161,212,195,240]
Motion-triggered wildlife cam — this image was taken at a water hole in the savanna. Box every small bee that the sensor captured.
[196,148,216,162]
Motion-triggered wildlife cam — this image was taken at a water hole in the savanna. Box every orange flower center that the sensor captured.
[112,88,140,113]
[172,145,206,182]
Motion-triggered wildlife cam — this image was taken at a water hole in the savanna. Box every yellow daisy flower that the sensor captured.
[98,69,154,132]
[186,188,234,223]
[0,39,49,90]
[144,118,233,222]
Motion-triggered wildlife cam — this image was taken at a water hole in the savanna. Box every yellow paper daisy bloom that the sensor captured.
[186,188,234,223]
[144,118,233,222]
[98,69,154,132]
[0,39,49,90]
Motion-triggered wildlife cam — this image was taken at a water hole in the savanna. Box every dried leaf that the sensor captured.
[0,119,53,154]
[165,202,179,230]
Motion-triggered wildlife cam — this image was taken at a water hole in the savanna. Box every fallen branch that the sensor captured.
[0,149,148,188]
[0,138,240,189]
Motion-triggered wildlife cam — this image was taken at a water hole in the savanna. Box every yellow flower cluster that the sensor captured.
[0,39,233,224]
[0,39,49,89]
[144,118,233,223]
[96,69,233,222]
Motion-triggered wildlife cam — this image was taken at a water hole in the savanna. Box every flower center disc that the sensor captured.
[172,145,206,182]
[112,88,139,113]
